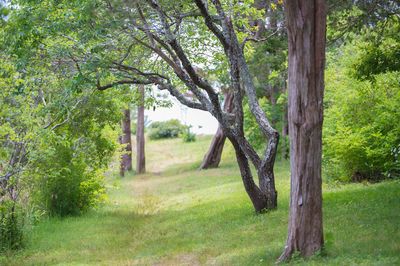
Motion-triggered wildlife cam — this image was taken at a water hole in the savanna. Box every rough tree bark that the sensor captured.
[136,85,146,174]
[120,109,133,177]
[281,84,289,161]
[199,92,233,170]
[278,0,326,261]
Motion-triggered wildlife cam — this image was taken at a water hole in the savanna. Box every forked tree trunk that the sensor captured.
[136,85,146,174]
[230,136,278,212]
[200,92,234,169]
[120,109,132,177]
[279,0,326,261]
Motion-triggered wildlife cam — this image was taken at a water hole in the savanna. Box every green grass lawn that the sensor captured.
[2,136,399,265]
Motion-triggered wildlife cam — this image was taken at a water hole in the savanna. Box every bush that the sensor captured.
[324,66,400,182]
[0,200,24,251]
[181,127,196,142]
[148,119,186,140]
[30,134,107,216]
[323,18,400,182]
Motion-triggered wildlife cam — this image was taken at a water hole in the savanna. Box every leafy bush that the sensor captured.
[28,93,120,217]
[182,127,196,143]
[322,17,400,182]
[148,119,186,140]
[29,130,109,216]
[0,200,24,251]
[324,59,400,181]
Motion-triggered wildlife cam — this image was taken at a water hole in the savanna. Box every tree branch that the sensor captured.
[194,0,229,51]
[147,0,222,119]
[240,29,280,51]
[158,82,207,111]
[96,78,153,91]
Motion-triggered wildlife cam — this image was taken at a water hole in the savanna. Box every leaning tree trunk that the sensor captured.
[226,133,278,212]
[120,109,133,177]
[200,92,234,169]
[136,85,146,174]
[279,0,326,261]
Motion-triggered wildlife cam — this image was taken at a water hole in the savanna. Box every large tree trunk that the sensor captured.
[281,104,288,160]
[281,86,289,161]
[279,0,326,261]
[120,109,132,177]
[136,85,146,174]
[200,92,234,169]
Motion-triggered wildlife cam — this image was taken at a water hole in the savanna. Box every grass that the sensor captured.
[1,135,399,265]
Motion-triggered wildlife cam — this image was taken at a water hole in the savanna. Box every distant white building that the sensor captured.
[146,95,218,135]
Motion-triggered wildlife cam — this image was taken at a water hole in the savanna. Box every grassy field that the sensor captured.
[2,136,399,265]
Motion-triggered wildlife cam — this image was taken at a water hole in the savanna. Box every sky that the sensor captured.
[145,97,218,135]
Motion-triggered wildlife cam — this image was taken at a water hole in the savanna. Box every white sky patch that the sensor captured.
[145,97,218,135]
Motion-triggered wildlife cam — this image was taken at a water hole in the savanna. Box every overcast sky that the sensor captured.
[145,97,218,135]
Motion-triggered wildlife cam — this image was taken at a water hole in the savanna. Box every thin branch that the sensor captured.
[158,82,207,111]
[147,0,221,117]
[97,78,153,91]
[240,29,280,51]
[118,43,135,64]
[112,62,168,80]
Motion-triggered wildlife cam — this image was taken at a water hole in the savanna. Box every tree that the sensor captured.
[120,108,133,177]
[279,0,326,261]
[246,0,289,161]
[136,85,146,174]
[199,91,233,169]
[120,0,279,211]
[5,0,279,212]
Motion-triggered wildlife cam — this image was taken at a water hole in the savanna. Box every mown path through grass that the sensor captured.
[2,136,400,265]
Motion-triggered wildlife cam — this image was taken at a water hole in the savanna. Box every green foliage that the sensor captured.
[324,41,400,181]
[1,36,122,221]
[327,0,399,43]
[244,97,272,150]
[30,134,106,216]
[0,200,24,251]
[181,126,196,143]
[148,119,187,140]
[0,57,32,252]
[350,17,400,80]
[243,96,288,158]
[28,93,121,216]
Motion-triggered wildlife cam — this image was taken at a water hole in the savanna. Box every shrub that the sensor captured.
[148,119,186,140]
[0,200,24,251]
[181,127,196,142]
[30,135,107,216]
[324,66,400,182]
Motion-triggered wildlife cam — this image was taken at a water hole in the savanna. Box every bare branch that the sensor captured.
[97,78,153,91]
[112,62,168,80]
[240,29,280,51]
[158,83,207,111]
